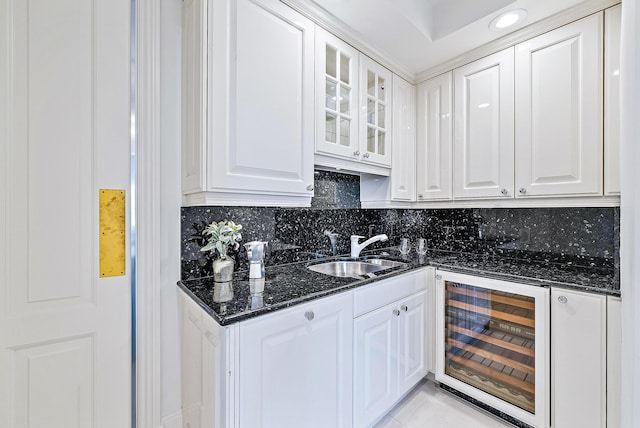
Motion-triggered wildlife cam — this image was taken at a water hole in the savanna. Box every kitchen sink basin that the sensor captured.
[307,258,408,278]
[361,258,407,269]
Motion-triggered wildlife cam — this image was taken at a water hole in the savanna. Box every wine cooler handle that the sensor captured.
[557,296,568,304]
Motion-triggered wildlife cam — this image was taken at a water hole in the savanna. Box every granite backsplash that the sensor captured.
[181,171,619,282]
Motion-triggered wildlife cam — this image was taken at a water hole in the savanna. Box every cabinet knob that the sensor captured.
[304,311,315,321]
[306,185,314,191]
[401,305,408,312]
[519,188,527,194]
[557,296,568,304]
[363,153,370,158]
[501,188,508,195]
[393,309,401,316]
[418,194,424,199]
[436,274,442,280]
[353,150,360,157]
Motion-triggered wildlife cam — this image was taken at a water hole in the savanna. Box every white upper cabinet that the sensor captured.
[315,28,360,160]
[605,5,621,196]
[361,56,393,168]
[416,72,453,201]
[315,29,393,175]
[391,75,416,201]
[182,0,315,206]
[453,48,515,199]
[515,13,603,198]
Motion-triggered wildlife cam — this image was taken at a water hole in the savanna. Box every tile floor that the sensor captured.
[374,379,515,428]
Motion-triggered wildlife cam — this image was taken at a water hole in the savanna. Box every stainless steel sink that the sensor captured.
[307,258,408,278]
[361,258,407,269]
[307,261,386,277]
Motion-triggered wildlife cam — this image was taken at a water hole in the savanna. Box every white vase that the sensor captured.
[212,258,234,282]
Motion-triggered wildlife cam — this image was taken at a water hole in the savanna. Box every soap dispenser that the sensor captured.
[244,241,268,279]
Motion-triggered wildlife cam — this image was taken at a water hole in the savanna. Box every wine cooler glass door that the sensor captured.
[435,271,550,428]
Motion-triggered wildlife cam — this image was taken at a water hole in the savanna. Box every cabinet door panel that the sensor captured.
[398,291,427,396]
[360,56,393,167]
[315,28,360,159]
[515,13,603,197]
[239,292,353,428]
[551,288,606,428]
[391,75,416,201]
[454,48,514,199]
[605,5,621,195]
[417,72,453,201]
[353,305,398,428]
[208,0,314,196]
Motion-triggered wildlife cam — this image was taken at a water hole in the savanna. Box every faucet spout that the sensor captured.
[350,234,389,258]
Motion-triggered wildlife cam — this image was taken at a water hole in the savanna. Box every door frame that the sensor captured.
[135,0,162,426]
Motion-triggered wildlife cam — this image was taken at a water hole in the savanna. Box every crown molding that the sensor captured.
[280,0,417,83]
[415,0,621,82]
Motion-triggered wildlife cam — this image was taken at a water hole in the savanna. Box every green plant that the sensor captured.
[201,220,243,260]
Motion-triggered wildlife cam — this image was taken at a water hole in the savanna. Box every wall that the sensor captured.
[181,171,619,286]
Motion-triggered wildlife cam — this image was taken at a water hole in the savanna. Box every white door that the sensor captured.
[0,1,132,427]
[453,48,514,199]
[315,27,360,160]
[551,288,606,428]
[360,56,393,167]
[391,75,416,202]
[416,72,453,201]
[353,303,398,428]
[207,0,315,197]
[605,5,621,196]
[515,13,603,197]
[239,291,353,428]
[398,291,427,396]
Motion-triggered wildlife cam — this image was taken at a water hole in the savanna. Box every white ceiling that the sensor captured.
[298,0,592,75]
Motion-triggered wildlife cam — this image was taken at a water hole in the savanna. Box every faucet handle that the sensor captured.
[350,235,365,242]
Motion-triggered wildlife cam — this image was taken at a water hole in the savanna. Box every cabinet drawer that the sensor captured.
[354,269,426,317]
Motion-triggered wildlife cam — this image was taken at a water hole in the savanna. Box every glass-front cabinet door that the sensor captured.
[360,56,392,167]
[315,28,359,159]
[435,271,550,428]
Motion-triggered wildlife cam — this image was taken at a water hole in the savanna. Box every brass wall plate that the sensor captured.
[99,189,126,277]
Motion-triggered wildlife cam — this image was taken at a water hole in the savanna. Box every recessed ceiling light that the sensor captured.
[489,9,527,31]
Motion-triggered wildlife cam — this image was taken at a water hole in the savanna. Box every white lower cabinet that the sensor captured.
[353,269,429,427]
[551,287,606,428]
[239,291,354,428]
[607,296,622,428]
[179,270,430,428]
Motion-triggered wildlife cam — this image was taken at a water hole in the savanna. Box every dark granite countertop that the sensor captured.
[177,248,619,326]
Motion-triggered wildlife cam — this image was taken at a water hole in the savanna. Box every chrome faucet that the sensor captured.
[350,234,388,258]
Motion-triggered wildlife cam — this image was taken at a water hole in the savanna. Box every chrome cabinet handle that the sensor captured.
[401,305,408,312]
[519,188,527,194]
[557,296,568,304]
[304,311,315,321]
[353,150,360,157]
[363,153,370,158]
[393,309,401,316]
[306,185,314,191]
[501,189,508,195]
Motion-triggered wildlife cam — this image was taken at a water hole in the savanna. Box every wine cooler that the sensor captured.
[435,271,550,428]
